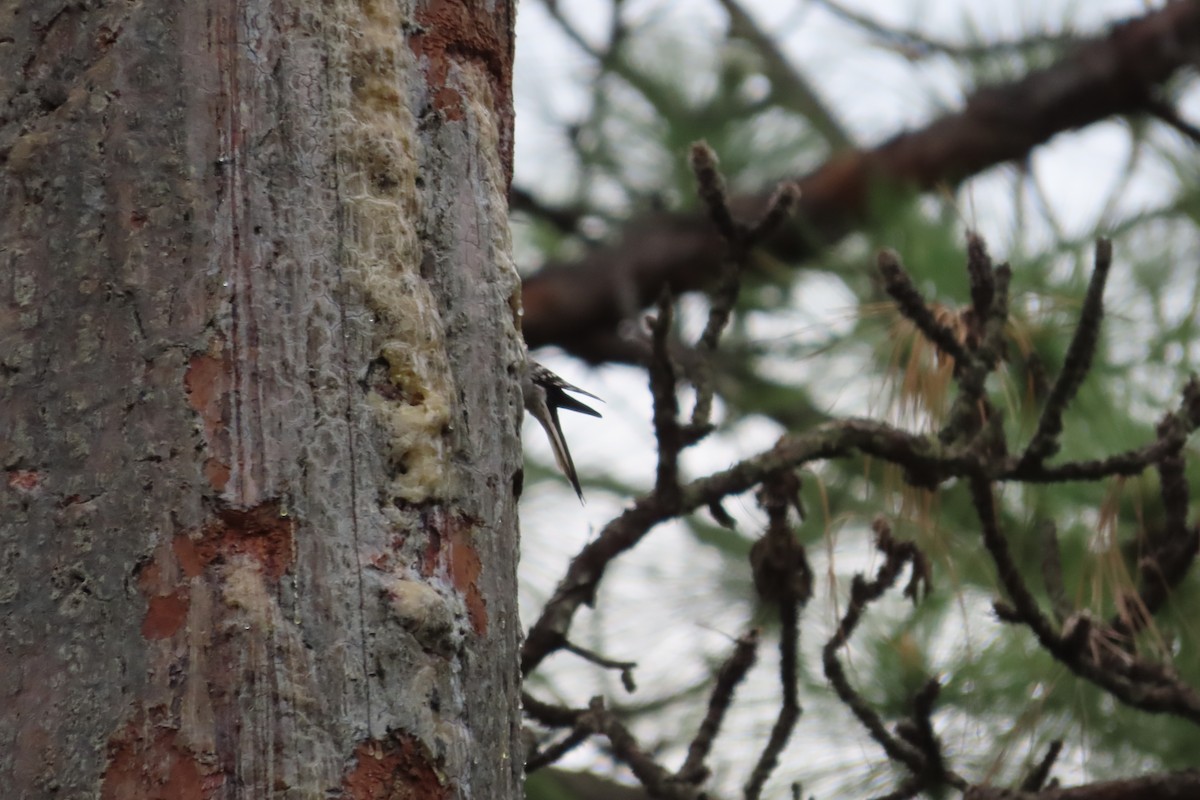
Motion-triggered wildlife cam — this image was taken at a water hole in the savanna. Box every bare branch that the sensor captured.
[526,725,594,773]
[821,519,935,779]
[1020,739,1063,791]
[524,233,1200,800]
[1020,240,1114,465]
[562,640,639,693]
[876,249,970,369]
[744,473,812,800]
[966,769,1200,800]
[522,4,1200,361]
[522,417,965,676]
[677,629,760,786]
[649,289,684,501]
[971,472,1200,724]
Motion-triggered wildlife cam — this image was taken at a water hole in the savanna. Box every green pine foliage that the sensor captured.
[516,3,1200,796]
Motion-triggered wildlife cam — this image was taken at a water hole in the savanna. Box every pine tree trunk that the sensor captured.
[0,2,523,797]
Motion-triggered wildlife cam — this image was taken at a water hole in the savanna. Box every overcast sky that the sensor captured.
[510,3,1196,795]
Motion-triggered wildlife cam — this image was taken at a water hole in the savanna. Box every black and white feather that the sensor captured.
[521,361,602,500]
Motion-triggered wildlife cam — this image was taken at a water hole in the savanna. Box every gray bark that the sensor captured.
[0,1,522,798]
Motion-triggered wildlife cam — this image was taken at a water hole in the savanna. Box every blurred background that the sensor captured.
[511,2,1200,797]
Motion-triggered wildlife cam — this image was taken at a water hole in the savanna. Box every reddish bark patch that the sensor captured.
[101,708,216,800]
[94,24,119,54]
[190,501,296,582]
[173,534,204,579]
[446,531,485,635]
[420,509,487,635]
[133,503,296,640]
[6,469,42,493]
[141,590,189,639]
[203,459,231,491]
[341,732,448,800]
[409,0,514,178]
[183,342,232,492]
[134,542,189,641]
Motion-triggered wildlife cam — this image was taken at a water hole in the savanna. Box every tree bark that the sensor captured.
[0,2,522,798]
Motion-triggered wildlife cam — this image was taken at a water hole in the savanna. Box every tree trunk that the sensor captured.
[0,2,523,798]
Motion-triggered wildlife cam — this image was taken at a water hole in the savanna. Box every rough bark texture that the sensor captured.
[0,1,523,798]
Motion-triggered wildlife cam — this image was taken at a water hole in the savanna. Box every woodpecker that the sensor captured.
[521,361,602,500]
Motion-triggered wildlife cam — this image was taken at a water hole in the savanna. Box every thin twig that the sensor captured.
[690,141,741,245]
[972,472,1200,724]
[747,182,803,246]
[1019,739,1063,791]
[649,289,684,501]
[522,692,584,728]
[821,518,932,777]
[877,249,969,368]
[1147,97,1200,145]
[688,142,742,437]
[563,640,639,692]
[522,417,970,676]
[969,472,1063,646]
[940,246,1011,446]
[966,232,995,325]
[967,769,1200,800]
[1111,395,1200,637]
[590,697,706,800]
[1020,240,1114,465]
[745,474,812,799]
[687,143,801,437]
[526,726,593,773]
[1039,521,1072,623]
[717,0,852,149]
[677,629,761,785]
[522,692,706,798]
[814,0,1077,62]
